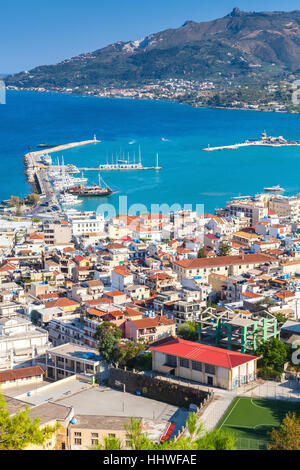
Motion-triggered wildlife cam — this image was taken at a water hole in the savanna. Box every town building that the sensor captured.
[150,336,258,390]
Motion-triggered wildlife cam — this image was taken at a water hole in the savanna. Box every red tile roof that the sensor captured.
[131,315,174,329]
[125,307,143,318]
[45,297,80,308]
[148,272,173,281]
[0,366,44,383]
[174,253,275,269]
[150,337,257,369]
[87,308,107,317]
[240,291,263,299]
[113,266,132,276]
[38,292,60,301]
[275,290,295,299]
[104,290,126,297]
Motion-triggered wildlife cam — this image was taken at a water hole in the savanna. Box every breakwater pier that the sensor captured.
[203,131,300,152]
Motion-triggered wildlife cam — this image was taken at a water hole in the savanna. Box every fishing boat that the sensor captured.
[67,172,112,197]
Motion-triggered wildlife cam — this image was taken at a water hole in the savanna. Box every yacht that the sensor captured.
[59,193,82,206]
[263,185,285,192]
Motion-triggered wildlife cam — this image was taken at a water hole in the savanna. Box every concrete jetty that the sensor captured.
[203,132,300,152]
[78,165,162,171]
[203,141,300,151]
[24,138,100,160]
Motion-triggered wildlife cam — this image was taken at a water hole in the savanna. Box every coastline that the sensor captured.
[6,87,300,116]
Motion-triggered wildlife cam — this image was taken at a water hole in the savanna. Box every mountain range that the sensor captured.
[6,8,300,89]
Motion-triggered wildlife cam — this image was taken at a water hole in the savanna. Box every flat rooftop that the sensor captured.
[58,385,178,421]
[12,377,91,405]
[3,395,32,414]
[228,317,256,327]
[5,377,189,439]
[47,343,102,362]
[70,414,131,431]
[28,402,72,425]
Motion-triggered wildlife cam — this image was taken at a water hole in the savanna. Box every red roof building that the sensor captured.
[150,336,258,390]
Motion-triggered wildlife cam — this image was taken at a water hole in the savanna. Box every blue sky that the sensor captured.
[1,0,300,73]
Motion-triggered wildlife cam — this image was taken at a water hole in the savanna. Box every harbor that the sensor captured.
[203,131,300,151]
[23,137,162,209]
[23,137,113,208]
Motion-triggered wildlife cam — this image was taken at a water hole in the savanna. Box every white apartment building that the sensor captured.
[0,315,51,370]
[43,221,72,246]
[225,198,268,224]
[67,211,105,236]
[48,316,85,347]
[269,195,300,220]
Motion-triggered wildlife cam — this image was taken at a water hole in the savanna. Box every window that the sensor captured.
[192,361,202,371]
[180,357,189,368]
[74,438,82,445]
[74,432,81,437]
[91,433,98,438]
[205,363,215,375]
[166,354,177,367]
[91,439,98,445]
[108,433,116,438]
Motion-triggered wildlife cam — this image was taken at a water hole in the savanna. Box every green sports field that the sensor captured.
[217,397,300,450]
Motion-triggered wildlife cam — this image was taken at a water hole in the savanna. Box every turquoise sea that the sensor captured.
[1,90,300,214]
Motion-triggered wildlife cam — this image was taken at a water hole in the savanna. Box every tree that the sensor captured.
[254,296,275,312]
[0,393,58,450]
[273,312,287,324]
[177,322,198,341]
[218,242,231,257]
[268,412,300,450]
[93,436,122,450]
[9,195,21,208]
[94,322,122,363]
[30,310,40,325]
[26,193,40,206]
[114,341,145,368]
[93,413,236,450]
[132,351,152,371]
[197,247,206,258]
[196,428,236,450]
[124,418,154,450]
[256,338,288,372]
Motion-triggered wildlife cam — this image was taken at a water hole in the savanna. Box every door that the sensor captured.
[207,376,213,386]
